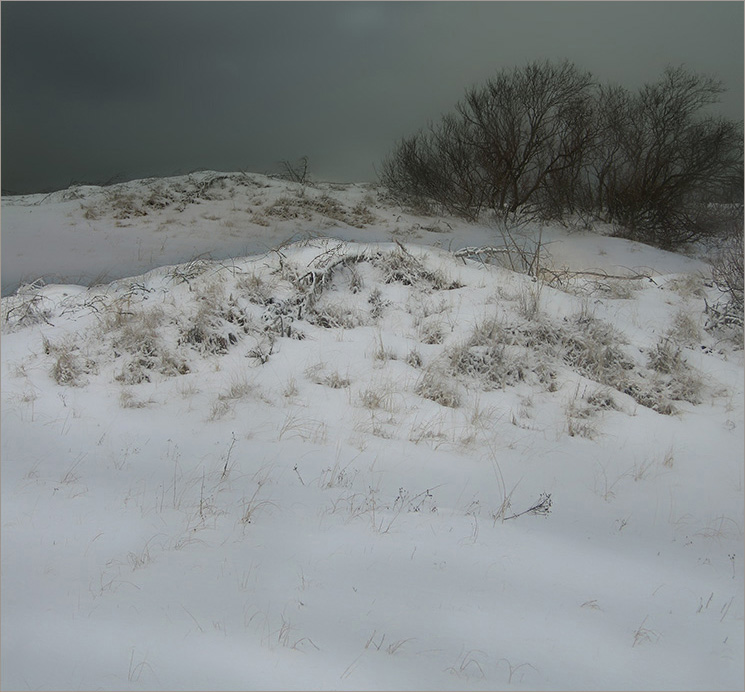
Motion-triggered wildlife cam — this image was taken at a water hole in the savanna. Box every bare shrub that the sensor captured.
[495,226,547,278]
[594,68,742,248]
[712,223,744,311]
[278,156,309,184]
[380,114,486,220]
[382,61,741,248]
[708,221,744,341]
[383,61,596,225]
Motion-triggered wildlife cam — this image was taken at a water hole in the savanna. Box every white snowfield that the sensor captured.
[1,172,742,691]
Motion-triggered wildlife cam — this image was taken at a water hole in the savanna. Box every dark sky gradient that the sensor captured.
[2,1,743,194]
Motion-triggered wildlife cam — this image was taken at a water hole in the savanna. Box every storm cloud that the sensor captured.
[2,1,742,194]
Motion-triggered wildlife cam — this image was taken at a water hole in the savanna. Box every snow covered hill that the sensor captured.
[2,173,743,690]
[0,170,709,296]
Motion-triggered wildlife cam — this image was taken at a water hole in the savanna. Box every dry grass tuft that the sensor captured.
[414,367,462,408]
[667,310,702,346]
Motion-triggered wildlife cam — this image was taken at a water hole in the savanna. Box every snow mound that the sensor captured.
[1,200,743,690]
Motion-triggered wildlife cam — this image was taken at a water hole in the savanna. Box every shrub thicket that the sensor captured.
[381,61,742,249]
[712,219,744,313]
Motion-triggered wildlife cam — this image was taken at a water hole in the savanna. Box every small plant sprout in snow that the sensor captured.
[221,432,238,479]
[502,492,553,521]
[127,649,157,685]
[364,631,414,655]
[372,333,398,362]
[282,376,299,398]
[632,455,657,482]
[444,649,487,679]
[318,447,360,489]
[516,280,543,319]
[662,446,675,469]
[632,616,660,647]
[240,468,277,526]
[498,658,539,684]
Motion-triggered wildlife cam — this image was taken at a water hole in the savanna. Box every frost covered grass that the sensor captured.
[1,173,743,691]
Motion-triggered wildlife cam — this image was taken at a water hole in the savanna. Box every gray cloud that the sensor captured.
[3,2,742,193]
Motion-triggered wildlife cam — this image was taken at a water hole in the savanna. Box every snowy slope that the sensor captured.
[1,174,743,691]
[1,171,708,296]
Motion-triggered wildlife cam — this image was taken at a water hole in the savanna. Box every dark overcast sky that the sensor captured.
[2,1,743,194]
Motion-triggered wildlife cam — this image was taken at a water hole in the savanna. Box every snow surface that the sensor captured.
[1,172,743,691]
[1,171,708,296]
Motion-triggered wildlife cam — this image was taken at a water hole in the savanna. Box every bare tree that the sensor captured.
[712,218,744,313]
[591,67,742,247]
[381,117,485,220]
[381,61,742,248]
[457,60,596,224]
[383,61,597,225]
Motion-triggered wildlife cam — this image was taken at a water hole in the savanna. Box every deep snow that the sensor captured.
[1,172,743,691]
